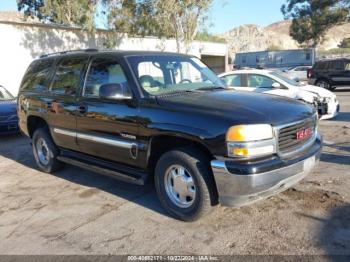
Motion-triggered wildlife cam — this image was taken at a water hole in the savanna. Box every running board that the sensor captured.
[57,151,148,185]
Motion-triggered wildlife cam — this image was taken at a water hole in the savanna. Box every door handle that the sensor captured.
[78,105,87,114]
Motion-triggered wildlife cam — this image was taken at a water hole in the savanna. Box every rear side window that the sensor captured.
[315,62,327,70]
[84,58,129,98]
[20,59,54,92]
[51,57,86,95]
[329,60,343,70]
[221,74,241,87]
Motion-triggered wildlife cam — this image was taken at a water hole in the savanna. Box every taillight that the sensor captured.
[307,69,314,78]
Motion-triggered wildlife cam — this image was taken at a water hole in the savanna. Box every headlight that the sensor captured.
[322,97,331,103]
[226,124,276,158]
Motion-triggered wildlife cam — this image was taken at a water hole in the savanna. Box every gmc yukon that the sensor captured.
[18,50,322,221]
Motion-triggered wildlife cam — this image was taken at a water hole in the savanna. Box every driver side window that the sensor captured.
[84,58,129,98]
[247,74,276,88]
[138,62,165,93]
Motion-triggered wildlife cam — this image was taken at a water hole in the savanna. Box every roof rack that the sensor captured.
[39,48,99,58]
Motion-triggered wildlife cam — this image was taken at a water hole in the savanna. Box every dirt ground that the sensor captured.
[0,89,349,255]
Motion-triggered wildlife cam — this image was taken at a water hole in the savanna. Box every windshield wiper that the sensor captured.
[196,86,226,91]
[157,89,196,96]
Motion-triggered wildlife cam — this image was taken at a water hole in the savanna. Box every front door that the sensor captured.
[245,74,296,99]
[75,56,140,167]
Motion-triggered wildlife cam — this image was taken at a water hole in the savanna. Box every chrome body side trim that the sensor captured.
[53,128,76,137]
[53,127,137,149]
[77,133,134,149]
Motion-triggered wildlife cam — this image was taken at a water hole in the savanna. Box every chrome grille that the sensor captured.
[277,116,317,155]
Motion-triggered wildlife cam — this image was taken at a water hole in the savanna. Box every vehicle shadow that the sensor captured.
[321,152,350,166]
[334,88,350,93]
[325,112,350,123]
[298,204,350,258]
[0,134,169,218]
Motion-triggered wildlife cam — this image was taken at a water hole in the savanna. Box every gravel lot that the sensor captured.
[0,89,349,255]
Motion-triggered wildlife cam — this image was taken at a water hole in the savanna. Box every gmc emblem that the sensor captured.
[296,128,313,140]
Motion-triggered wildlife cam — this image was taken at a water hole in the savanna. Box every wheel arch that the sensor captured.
[147,134,214,175]
[27,115,49,138]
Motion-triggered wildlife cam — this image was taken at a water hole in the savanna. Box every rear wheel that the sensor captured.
[154,148,218,221]
[316,79,335,91]
[32,127,63,173]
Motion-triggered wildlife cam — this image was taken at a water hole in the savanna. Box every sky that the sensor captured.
[0,0,286,34]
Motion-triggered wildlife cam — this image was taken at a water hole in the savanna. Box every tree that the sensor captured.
[105,0,213,52]
[281,0,349,47]
[17,0,213,52]
[266,44,282,51]
[17,0,99,32]
[339,37,350,48]
[154,0,213,53]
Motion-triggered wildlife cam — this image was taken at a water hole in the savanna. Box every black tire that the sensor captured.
[32,127,63,173]
[154,147,218,221]
[316,79,335,91]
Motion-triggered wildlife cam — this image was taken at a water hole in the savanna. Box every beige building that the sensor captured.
[0,12,228,95]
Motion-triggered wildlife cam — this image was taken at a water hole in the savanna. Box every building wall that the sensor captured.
[0,22,228,95]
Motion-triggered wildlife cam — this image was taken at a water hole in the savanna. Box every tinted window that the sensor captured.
[20,59,53,92]
[345,62,350,71]
[221,74,241,87]
[84,58,129,97]
[329,60,343,70]
[315,62,327,70]
[247,74,276,88]
[51,57,86,95]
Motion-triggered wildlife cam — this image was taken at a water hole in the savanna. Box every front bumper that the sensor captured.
[319,101,340,120]
[211,135,322,207]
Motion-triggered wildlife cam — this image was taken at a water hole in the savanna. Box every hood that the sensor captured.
[299,85,336,99]
[0,99,17,116]
[156,90,314,127]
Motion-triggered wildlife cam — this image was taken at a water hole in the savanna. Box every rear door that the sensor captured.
[338,60,350,85]
[48,55,89,151]
[328,60,344,85]
[75,55,140,167]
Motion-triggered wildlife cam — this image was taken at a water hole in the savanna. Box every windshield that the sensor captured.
[127,55,225,96]
[0,86,14,100]
[270,71,306,86]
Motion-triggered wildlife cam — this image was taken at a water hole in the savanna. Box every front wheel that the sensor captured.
[154,148,218,221]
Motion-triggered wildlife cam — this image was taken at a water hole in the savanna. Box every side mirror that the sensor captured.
[99,83,132,100]
[272,82,281,89]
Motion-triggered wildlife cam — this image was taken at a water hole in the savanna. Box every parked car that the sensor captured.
[219,69,339,120]
[307,58,350,91]
[18,50,322,221]
[284,66,312,82]
[0,85,19,135]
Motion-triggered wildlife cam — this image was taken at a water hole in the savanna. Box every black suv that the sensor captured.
[308,58,350,90]
[18,50,322,221]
